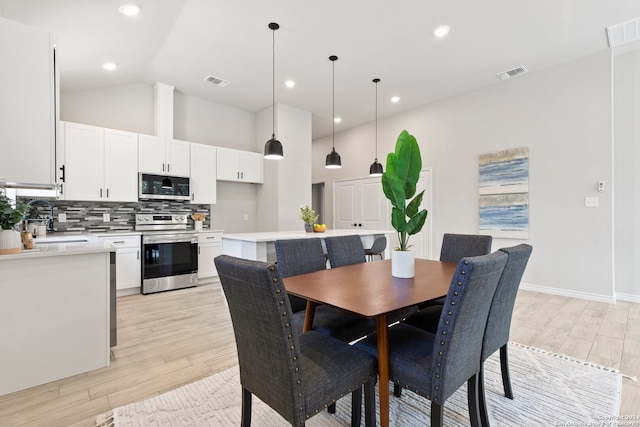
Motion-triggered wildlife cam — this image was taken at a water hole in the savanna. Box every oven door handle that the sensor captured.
[143,235,198,245]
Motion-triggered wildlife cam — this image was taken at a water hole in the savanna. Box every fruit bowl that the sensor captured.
[313,224,327,233]
[313,229,326,233]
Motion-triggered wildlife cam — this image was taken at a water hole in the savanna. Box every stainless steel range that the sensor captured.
[136,213,198,295]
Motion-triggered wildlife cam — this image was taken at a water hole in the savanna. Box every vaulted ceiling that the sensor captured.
[2,0,640,139]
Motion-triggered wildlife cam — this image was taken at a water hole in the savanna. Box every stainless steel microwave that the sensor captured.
[139,173,190,201]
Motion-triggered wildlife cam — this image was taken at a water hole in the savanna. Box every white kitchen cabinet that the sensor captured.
[190,143,217,204]
[0,17,56,188]
[216,147,263,184]
[59,122,138,202]
[198,231,222,282]
[138,135,190,176]
[98,234,141,295]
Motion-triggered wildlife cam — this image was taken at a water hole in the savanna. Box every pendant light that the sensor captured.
[369,78,383,176]
[264,22,284,160]
[325,55,342,169]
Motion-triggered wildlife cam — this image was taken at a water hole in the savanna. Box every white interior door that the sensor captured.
[358,177,388,230]
[335,180,358,229]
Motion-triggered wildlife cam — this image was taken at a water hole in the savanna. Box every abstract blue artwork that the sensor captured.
[479,147,529,239]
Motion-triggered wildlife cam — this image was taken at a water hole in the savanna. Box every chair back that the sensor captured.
[214,255,305,425]
[430,251,508,403]
[482,244,532,360]
[366,237,387,255]
[325,235,366,268]
[440,233,493,263]
[275,238,327,312]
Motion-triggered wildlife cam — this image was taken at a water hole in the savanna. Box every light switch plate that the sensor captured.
[585,197,599,207]
[58,213,66,222]
[103,213,110,222]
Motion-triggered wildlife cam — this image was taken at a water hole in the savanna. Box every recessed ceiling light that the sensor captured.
[433,25,450,38]
[334,117,342,123]
[391,96,401,103]
[119,4,141,16]
[101,62,117,71]
[284,80,295,88]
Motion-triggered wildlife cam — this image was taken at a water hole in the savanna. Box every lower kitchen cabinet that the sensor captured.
[198,231,222,282]
[98,234,141,295]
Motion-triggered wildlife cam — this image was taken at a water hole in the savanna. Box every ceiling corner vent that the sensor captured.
[607,17,640,48]
[204,75,230,87]
[497,66,528,80]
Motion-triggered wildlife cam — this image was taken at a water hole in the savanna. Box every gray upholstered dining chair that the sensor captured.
[401,244,532,427]
[355,251,508,427]
[275,238,378,342]
[364,236,387,261]
[325,235,367,268]
[214,254,377,427]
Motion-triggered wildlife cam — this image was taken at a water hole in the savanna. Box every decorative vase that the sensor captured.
[304,223,313,233]
[194,220,203,232]
[392,249,415,278]
[0,229,22,255]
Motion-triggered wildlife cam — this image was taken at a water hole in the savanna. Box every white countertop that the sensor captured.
[0,234,115,261]
[221,229,393,243]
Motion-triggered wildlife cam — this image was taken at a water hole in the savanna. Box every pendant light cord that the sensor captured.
[332,58,335,150]
[375,79,378,160]
[272,26,276,138]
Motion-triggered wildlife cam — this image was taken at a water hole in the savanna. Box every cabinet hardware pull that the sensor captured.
[162,163,165,172]
[167,164,171,173]
[59,165,65,182]
[241,171,244,179]
[100,188,103,198]
[192,193,194,201]
[106,188,109,198]
[137,250,140,260]
[198,247,201,255]
[237,171,240,179]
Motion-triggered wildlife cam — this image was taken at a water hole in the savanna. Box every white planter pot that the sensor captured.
[392,250,415,278]
[0,229,22,255]
[194,221,203,232]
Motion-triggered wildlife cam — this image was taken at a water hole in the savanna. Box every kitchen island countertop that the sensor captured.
[222,228,393,243]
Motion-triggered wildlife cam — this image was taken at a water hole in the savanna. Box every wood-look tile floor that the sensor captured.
[0,285,638,426]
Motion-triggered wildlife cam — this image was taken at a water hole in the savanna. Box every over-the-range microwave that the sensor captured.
[139,173,190,201]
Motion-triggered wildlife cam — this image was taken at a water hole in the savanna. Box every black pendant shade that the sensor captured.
[369,78,383,177]
[325,55,342,169]
[326,147,342,168]
[369,159,383,176]
[264,22,283,160]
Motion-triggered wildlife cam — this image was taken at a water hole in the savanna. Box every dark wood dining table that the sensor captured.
[283,258,456,427]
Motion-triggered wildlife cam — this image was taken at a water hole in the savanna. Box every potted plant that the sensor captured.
[0,193,30,254]
[299,205,319,232]
[381,130,428,277]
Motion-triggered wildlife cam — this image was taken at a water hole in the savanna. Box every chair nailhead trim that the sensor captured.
[276,289,281,293]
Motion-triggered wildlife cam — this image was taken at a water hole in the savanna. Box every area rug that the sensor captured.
[96,342,623,426]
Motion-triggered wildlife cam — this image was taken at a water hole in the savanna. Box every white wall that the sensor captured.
[613,49,640,302]
[314,51,615,301]
[60,83,261,233]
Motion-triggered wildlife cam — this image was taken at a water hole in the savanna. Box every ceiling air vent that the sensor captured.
[497,66,528,80]
[607,17,640,48]
[204,75,230,87]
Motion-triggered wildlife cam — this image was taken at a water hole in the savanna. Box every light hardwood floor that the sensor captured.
[0,284,638,426]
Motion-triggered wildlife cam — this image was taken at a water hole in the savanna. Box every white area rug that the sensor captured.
[97,343,622,426]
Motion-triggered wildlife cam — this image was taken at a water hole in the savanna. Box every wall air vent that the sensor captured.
[497,66,528,80]
[204,75,230,87]
[607,17,640,48]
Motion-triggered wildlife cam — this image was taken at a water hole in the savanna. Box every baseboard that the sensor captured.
[520,282,616,304]
[616,292,640,303]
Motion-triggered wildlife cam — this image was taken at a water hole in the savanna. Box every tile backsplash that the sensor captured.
[19,198,210,233]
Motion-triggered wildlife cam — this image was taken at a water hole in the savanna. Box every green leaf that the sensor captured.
[406,190,425,218]
[406,209,428,235]
[391,207,406,232]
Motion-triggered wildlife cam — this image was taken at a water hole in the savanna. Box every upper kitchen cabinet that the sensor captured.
[190,143,217,204]
[59,122,138,202]
[0,18,56,188]
[138,135,190,177]
[216,147,263,184]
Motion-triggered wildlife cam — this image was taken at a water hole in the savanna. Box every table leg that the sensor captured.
[376,314,389,427]
[302,301,317,332]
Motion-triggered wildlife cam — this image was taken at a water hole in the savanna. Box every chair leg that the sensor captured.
[350,387,362,427]
[364,379,376,427]
[241,387,252,427]
[478,364,491,427]
[500,344,514,399]
[328,403,336,414]
[393,383,402,398]
[431,402,444,427]
[467,374,481,427]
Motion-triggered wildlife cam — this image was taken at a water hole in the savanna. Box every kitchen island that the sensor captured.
[222,229,393,263]
[0,236,114,396]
